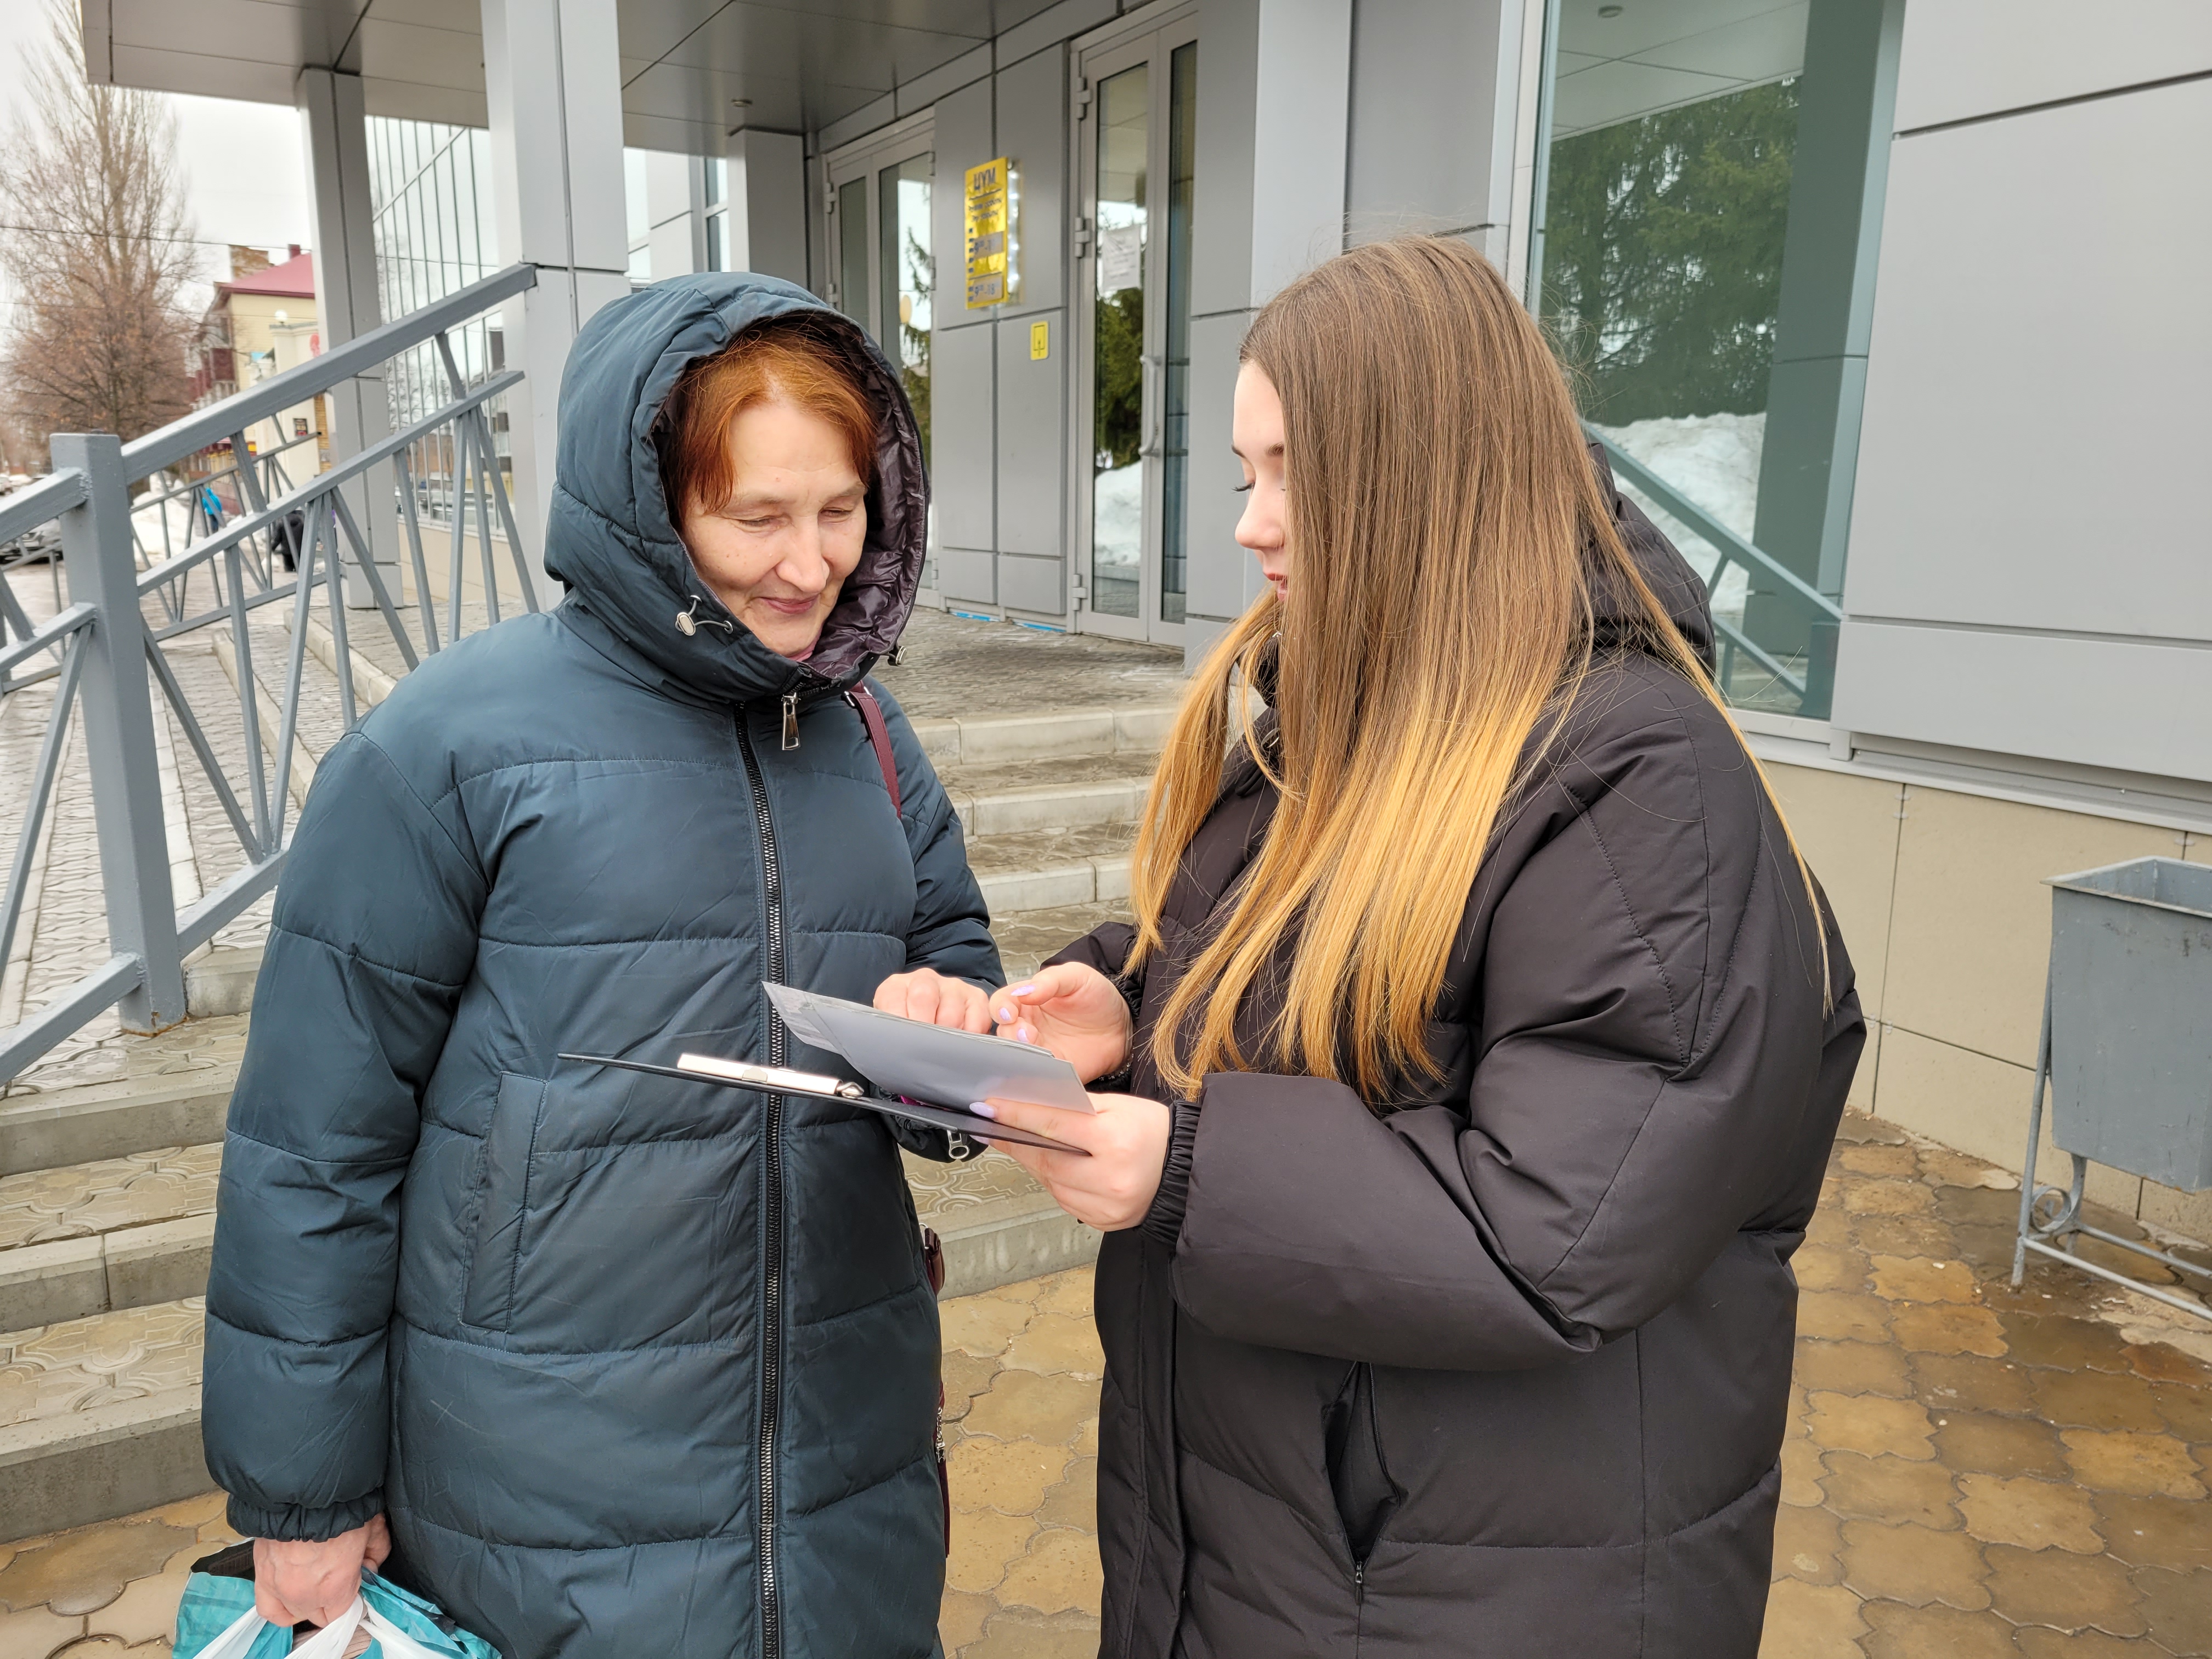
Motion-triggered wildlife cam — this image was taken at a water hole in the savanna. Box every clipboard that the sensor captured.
[764,984,1096,1113]
[554,1051,1091,1156]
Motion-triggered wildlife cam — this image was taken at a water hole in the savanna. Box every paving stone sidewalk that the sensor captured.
[8,1116,2212,1657]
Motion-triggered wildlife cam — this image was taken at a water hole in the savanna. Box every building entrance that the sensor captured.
[1073,15,1197,645]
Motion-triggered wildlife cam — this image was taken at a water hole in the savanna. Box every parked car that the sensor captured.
[0,475,64,568]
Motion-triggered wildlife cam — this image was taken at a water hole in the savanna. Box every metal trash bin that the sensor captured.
[2014,856,2212,1318]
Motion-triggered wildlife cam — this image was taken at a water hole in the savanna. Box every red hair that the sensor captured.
[658,316,878,522]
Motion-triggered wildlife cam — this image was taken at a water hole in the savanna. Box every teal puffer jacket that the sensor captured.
[201,274,998,1659]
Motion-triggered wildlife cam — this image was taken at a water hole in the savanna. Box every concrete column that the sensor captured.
[1745,0,1905,684]
[1181,0,1353,664]
[296,67,397,610]
[481,0,631,597]
[728,131,809,285]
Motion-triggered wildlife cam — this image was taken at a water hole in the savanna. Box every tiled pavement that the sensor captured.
[7,1110,2212,1656]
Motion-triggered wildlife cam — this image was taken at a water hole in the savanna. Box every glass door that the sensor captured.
[1074,18,1197,643]
[826,126,938,593]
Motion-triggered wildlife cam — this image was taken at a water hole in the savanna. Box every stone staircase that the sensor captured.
[0,647,1170,1541]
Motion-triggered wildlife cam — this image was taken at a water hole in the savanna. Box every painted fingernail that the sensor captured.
[1008,982,1035,996]
[995,1006,1013,1023]
[1017,1025,1035,1044]
[968,1101,998,1119]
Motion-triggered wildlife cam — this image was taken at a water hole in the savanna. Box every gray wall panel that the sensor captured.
[1183,308,1258,624]
[1346,1,1513,245]
[1843,80,2212,642]
[996,311,1066,562]
[932,321,997,551]
[1191,0,1261,321]
[1000,552,1065,615]
[1832,622,2212,784]
[996,0,1118,69]
[933,77,998,330]
[936,547,998,605]
[992,44,1066,321]
[1892,0,2212,132]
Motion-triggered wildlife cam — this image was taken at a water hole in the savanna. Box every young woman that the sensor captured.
[201,275,994,1658]
[973,238,1864,1657]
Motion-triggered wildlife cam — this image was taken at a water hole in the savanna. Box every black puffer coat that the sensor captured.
[1049,456,1863,1658]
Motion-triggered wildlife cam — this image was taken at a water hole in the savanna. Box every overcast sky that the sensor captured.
[0,2,313,306]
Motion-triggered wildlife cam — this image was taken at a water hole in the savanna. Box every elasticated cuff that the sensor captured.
[225,1488,385,1543]
[1138,1096,1203,1250]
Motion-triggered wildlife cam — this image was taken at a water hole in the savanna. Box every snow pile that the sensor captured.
[1588,411,1765,624]
[1092,462,1143,574]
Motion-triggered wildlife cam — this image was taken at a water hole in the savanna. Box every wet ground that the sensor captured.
[5,1109,2211,1657]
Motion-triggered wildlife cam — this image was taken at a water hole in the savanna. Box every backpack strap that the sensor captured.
[845,685,902,819]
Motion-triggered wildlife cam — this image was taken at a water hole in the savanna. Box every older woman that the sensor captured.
[201,274,992,1659]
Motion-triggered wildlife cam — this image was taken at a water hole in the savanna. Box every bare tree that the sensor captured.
[0,0,197,453]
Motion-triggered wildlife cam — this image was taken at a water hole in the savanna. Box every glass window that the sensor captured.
[1159,42,1197,627]
[878,154,933,466]
[1088,63,1149,619]
[623,150,650,247]
[1533,0,1873,718]
[836,177,871,330]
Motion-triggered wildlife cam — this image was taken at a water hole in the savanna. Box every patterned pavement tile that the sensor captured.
[4,1113,2212,1658]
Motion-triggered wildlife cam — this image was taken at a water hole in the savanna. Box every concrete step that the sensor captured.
[968,824,1134,915]
[912,704,1175,769]
[0,1072,236,1180]
[0,1153,1096,1544]
[944,751,1156,838]
[0,1145,221,1332]
[0,1298,208,1542]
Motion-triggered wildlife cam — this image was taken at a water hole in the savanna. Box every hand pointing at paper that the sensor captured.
[979,964,1170,1231]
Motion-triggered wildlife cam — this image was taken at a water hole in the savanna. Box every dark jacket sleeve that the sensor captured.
[878,689,1000,992]
[1144,717,1861,1372]
[201,730,486,1539]
[873,686,1004,1160]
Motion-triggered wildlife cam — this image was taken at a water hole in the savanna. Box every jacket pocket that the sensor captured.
[462,1072,549,1331]
[1324,1362,1404,1568]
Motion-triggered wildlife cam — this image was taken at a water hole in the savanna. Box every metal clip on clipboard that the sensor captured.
[555,1051,1090,1156]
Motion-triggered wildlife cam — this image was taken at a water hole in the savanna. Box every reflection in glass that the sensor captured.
[837,177,870,331]
[1090,64,1148,619]
[879,154,934,466]
[1537,0,1820,709]
[1159,42,1197,626]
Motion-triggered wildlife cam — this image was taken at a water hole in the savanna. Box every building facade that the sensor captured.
[88,0,2212,1227]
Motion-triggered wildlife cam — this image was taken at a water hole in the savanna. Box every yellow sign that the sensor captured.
[1030,319,1049,360]
[964,156,1012,308]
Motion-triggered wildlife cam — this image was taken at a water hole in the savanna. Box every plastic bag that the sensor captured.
[173,1548,499,1659]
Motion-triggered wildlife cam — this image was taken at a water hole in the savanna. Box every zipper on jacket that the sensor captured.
[738,716,788,1659]
[1353,1558,1366,1605]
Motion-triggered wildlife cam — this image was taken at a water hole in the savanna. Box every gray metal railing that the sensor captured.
[1583,425,1845,715]
[0,262,540,1081]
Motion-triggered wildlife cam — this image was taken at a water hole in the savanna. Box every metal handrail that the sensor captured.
[1583,425,1842,622]
[0,469,88,549]
[122,262,536,478]
[1,262,541,1082]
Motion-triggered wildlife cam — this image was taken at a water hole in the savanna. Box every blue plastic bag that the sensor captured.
[173,1560,500,1659]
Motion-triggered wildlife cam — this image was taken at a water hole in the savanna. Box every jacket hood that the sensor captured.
[1585,441,1715,672]
[543,272,927,705]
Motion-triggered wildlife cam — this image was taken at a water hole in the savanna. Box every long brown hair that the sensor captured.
[1128,235,1823,1100]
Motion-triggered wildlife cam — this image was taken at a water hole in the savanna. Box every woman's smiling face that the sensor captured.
[679,395,868,660]
[1232,362,1289,601]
